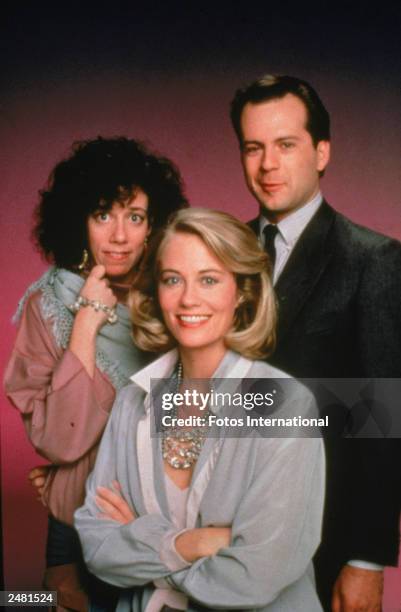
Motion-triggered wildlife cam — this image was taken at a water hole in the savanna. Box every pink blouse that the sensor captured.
[4,290,116,525]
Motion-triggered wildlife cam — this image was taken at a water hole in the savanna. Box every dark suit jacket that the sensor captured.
[250,201,401,602]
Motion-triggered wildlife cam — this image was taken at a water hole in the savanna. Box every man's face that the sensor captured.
[240,94,330,222]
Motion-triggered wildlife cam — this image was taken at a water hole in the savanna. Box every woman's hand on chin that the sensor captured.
[95,481,135,524]
[69,265,118,376]
[78,265,117,332]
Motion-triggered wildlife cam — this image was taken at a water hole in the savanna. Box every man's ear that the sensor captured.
[316,140,330,172]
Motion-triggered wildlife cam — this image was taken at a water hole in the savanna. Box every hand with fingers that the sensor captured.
[175,526,232,562]
[77,265,117,331]
[70,265,118,376]
[331,565,383,612]
[28,465,51,503]
[95,480,136,524]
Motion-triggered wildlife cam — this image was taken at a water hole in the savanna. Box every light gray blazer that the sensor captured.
[75,349,325,611]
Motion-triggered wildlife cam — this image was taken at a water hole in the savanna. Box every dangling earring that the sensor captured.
[78,249,89,271]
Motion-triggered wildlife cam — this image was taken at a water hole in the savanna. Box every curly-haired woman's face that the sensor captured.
[87,189,150,283]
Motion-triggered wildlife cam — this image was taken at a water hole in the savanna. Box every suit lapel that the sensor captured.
[274,201,336,342]
[248,217,260,235]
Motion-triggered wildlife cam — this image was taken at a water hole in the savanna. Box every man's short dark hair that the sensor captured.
[230,74,330,147]
[34,136,188,269]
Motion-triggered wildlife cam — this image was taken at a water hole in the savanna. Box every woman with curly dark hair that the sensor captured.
[4,136,188,612]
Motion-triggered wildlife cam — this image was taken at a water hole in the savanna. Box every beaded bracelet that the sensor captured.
[69,295,118,324]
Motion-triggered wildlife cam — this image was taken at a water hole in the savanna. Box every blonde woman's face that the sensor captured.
[158,233,239,356]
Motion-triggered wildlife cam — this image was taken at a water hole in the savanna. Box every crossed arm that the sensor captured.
[75,396,325,609]
[95,482,231,562]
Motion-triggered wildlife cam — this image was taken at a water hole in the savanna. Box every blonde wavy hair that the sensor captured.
[131,208,276,360]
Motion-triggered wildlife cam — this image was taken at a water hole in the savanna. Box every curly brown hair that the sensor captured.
[33,136,188,269]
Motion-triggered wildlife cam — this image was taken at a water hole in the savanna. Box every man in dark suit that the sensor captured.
[230,75,401,611]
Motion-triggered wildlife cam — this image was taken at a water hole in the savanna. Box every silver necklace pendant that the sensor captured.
[161,361,209,470]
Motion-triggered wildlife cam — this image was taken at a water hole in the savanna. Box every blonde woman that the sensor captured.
[75,208,325,611]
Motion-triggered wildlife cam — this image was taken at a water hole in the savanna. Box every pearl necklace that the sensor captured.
[161,362,210,469]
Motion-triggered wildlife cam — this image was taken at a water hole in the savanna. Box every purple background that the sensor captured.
[1,6,400,609]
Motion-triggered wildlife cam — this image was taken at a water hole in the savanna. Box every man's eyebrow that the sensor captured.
[276,135,300,141]
[242,136,301,145]
[241,140,264,148]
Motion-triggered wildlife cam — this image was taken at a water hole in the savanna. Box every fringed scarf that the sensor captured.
[14,267,150,390]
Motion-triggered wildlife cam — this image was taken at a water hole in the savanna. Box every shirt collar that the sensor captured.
[259,191,323,247]
[130,348,178,393]
[130,348,253,395]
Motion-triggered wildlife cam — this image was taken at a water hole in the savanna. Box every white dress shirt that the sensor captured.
[259,191,322,285]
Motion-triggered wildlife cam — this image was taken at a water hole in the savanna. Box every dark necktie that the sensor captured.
[263,224,279,268]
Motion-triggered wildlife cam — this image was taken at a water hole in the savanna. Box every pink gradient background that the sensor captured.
[1,8,400,610]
